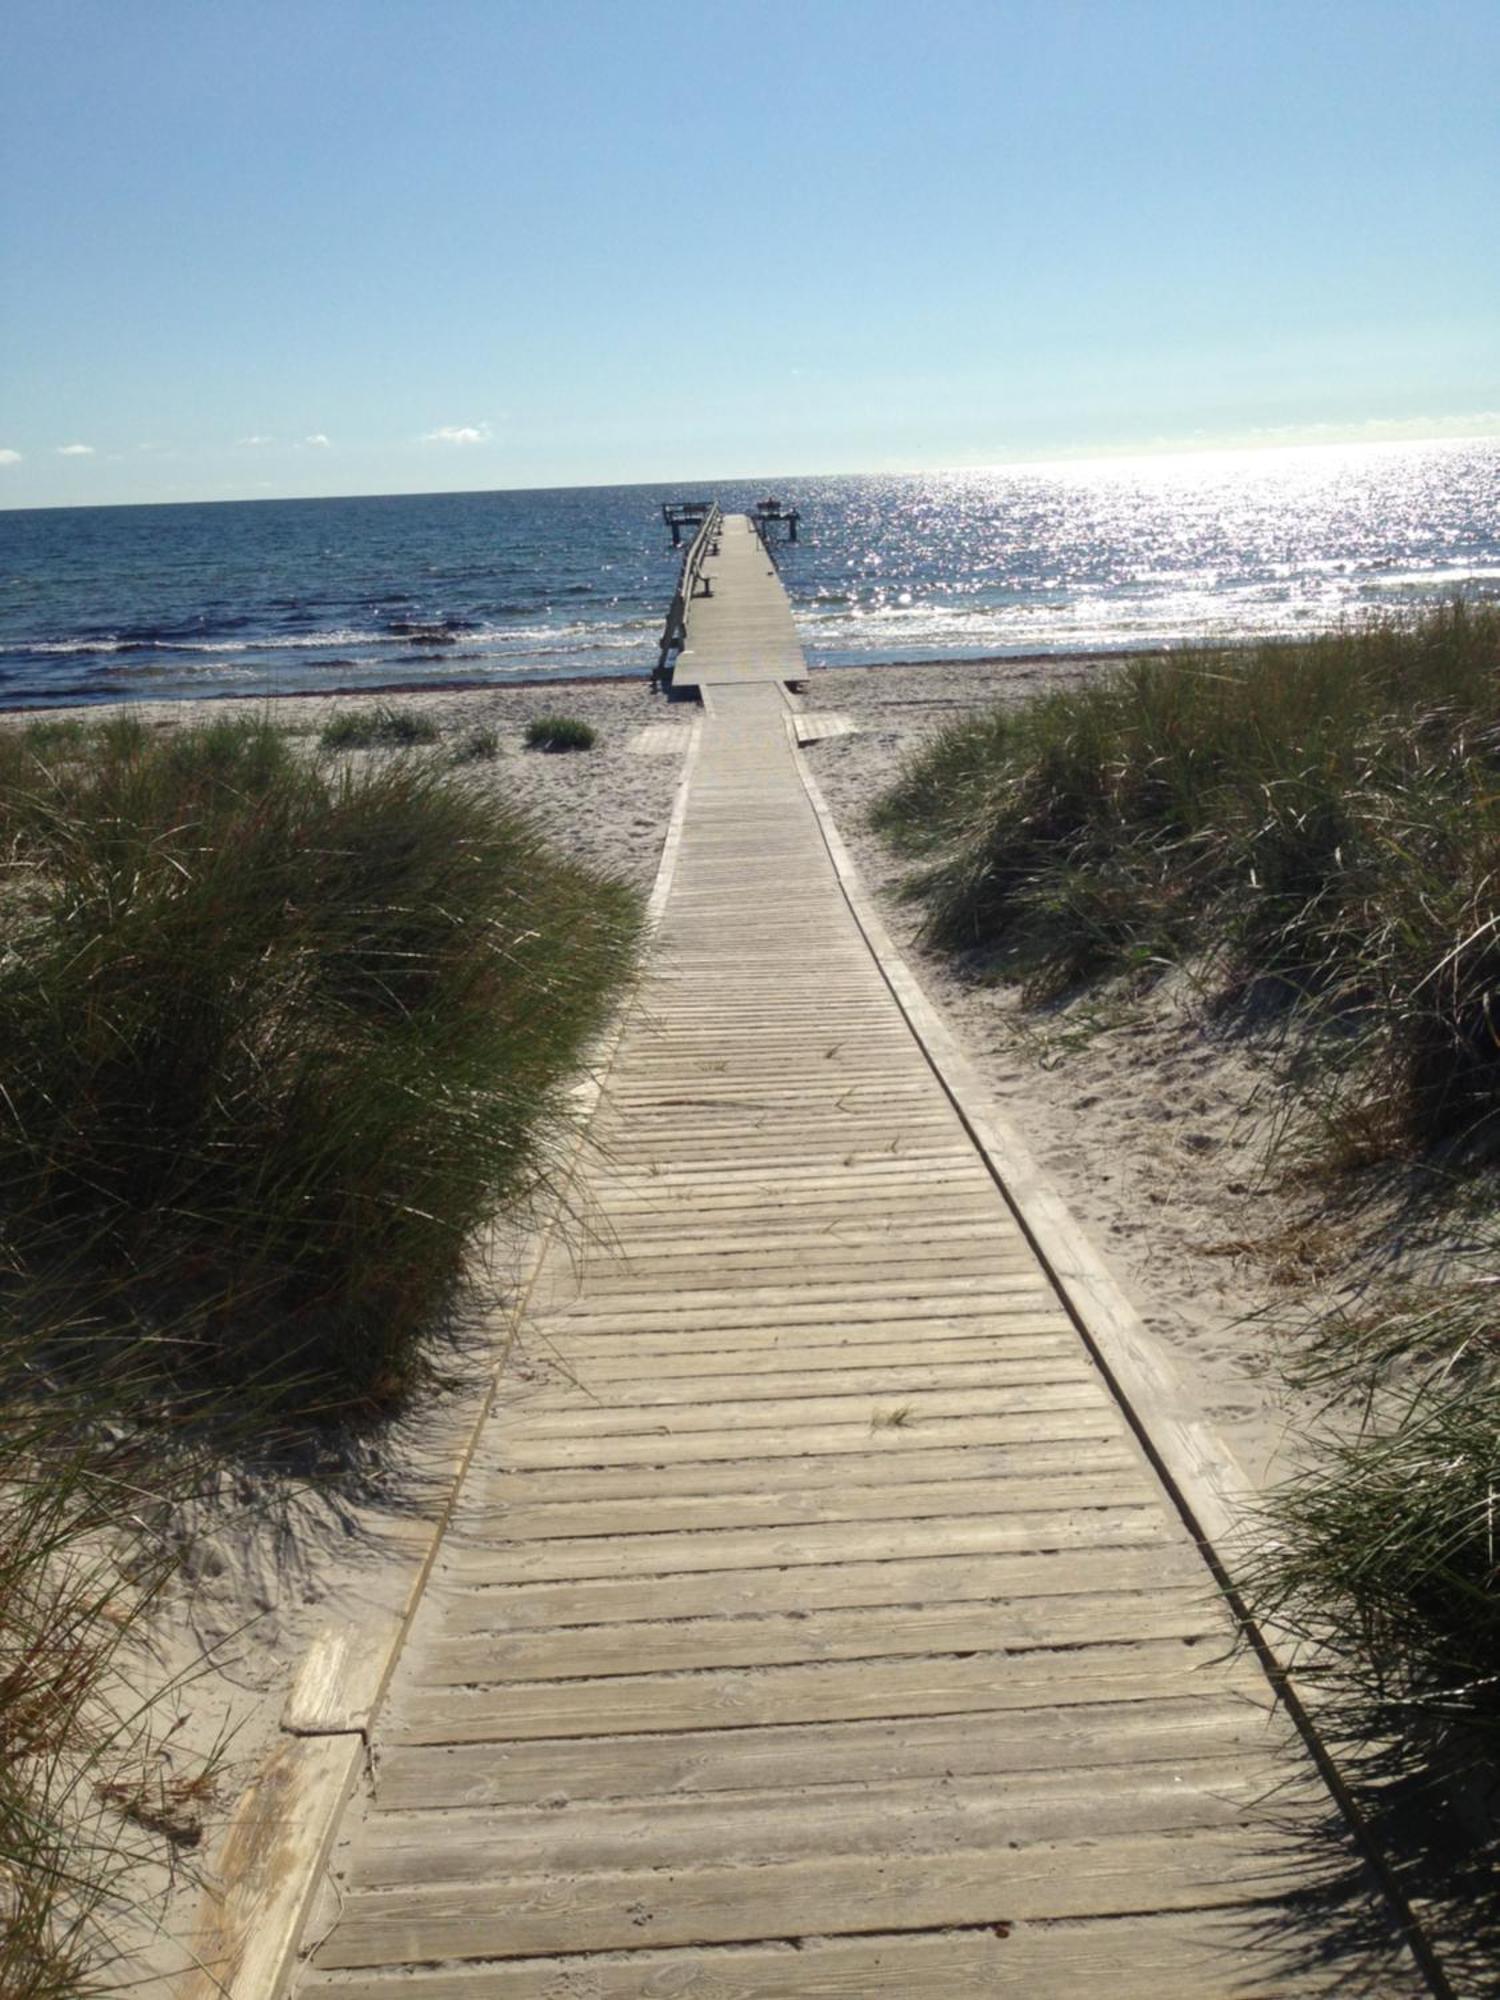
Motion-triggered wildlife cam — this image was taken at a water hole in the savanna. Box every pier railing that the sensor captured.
[656,502,722,680]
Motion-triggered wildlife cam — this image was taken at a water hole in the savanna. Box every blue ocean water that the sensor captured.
[1,439,1497,709]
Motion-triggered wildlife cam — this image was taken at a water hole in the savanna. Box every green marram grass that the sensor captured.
[524,714,596,752]
[319,703,440,750]
[0,711,639,1409]
[454,724,500,762]
[1246,1277,1500,1751]
[874,600,1500,1156]
[0,1374,187,2000]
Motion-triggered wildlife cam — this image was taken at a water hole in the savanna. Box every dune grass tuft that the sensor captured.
[0,1383,179,2000]
[524,714,596,753]
[320,704,440,750]
[875,601,1500,1157]
[454,724,500,762]
[0,713,640,1410]
[1245,1275,1500,1750]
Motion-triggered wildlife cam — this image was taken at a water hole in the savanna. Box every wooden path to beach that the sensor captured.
[292,519,1428,1997]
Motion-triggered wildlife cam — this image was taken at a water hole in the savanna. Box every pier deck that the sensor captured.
[292,526,1425,1996]
[668,512,807,697]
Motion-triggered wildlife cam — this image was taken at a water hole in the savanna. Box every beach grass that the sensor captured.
[874,600,1500,1156]
[1243,1275,1500,1751]
[0,711,640,1409]
[454,724,500,762]
[319,703,440,750]
[0,1364,187,2000]
[524,714,596,753]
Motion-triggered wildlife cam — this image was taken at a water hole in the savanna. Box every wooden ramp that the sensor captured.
[294,608,1425,1993]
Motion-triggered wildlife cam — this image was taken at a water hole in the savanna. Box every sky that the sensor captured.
[2,0,1497,509]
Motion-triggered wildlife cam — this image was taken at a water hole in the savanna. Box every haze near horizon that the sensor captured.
[2,0,1497,510]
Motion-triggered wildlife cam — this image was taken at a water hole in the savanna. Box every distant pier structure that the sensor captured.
[654,503,807,699]
[662,497,800,548]
[661,500,714,548]
[751,495,800,545]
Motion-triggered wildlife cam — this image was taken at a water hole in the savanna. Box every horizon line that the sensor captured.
[4,428,1499,516]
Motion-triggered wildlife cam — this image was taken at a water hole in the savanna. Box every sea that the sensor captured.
[1,437,1497,710]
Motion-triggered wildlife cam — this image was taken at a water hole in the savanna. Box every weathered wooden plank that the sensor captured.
[535,1314,1079,1360]
[415,1585,1226,1685]
[534,1287,1060,1335]
[386,1636,1254,1744]
[527,1329,1078,1378]
[559,1252,1044,1295]
[464,1437,1140,1508]
[297,1912,1413,1999]
[594,1203,1004,1237]
[179,1732,362,2000]
[595,1156,963,1186]
[313,1826,1339,1970]
[352,1755,1318,1884]
[511,1358,1098,1414]
[442,1504,1169,1585]
[588,1193,1006,1229]
[281,1614,402,1735]
[372,1689,1287,1812]
[537,1277,1057,1329]
[454,1467,1153,1541]
[501,1381,1108,1444]
[571,1221,1031,1267]
[437,1537,1210,1637]
[495,1407,1124,1471]
[601,1079,943,1108]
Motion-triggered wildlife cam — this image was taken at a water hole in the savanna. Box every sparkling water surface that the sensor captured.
[1,439,1496,708]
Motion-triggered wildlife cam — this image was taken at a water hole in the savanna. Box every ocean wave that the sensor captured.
[8,612,666,663]
[1362,565,1500,592]
[16,628,393,657]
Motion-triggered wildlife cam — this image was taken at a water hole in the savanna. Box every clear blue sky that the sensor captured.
[3,0,1497,508]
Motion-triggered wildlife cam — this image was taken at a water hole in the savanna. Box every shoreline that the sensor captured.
[0,642,1179,716]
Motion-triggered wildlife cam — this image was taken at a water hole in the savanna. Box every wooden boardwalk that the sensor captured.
[294,522,1425,1996]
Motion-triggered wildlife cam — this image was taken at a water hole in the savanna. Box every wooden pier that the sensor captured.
[278,518,1431,1998]
[660,510,807,700]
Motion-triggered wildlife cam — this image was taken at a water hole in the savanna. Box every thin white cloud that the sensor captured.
[422,422,492,446]
[0,448,21,466]
[1244,414,1500,443]
[304,433,331,448]
[237,434,274,447]
[57,442,94,456]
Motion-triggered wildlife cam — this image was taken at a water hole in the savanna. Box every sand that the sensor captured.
[2,660,1376,1980]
